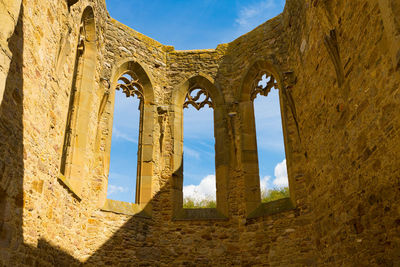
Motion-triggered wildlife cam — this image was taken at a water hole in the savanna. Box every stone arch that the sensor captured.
[59,5,97,199]
[98,59,156,214]
[171,75,229,219]
[172,74,223,107]
[238,60,283,101]
[238,60,296,217]
[110,58,155,104]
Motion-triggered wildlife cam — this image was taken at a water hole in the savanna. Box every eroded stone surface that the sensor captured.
[0,0,399,266]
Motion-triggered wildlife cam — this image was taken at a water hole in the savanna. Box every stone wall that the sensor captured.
[286,0,400,265]
[0,0,399,266]
[0,0,22,105]
[0,0,110,264]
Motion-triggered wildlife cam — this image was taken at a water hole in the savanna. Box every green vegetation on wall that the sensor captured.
[261,187,289,203]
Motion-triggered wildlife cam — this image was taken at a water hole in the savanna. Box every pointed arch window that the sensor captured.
[106,72,143,203]
[171,76,229,220]
[252,73,289,203]
[239,61,296,218]
[59,7,96,199]
[99,60,155,216]
[182,86,216,209]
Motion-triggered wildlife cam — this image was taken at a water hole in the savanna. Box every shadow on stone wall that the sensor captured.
[80,49,305,266]
[0,2,321,265]
[85,203,161,265]
[0,2,25,262]
[0,6,307,264]
[1,1,399,265]
[83,191,233,266]
[0,4,80,266]
[0,4,159,265]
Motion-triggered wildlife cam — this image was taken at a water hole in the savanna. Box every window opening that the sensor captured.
[107,72,142,203]
[253,73,289,203]
[182,87,216,208]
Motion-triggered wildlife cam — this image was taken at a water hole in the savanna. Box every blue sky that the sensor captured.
[105,0,286,50]
[106,0,287,203]
[107,90,140,201]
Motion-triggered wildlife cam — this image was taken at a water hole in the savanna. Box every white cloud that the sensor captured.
[183,174,216,202]
[272,159,288,187]
[260,175,271,192]
[108,184,128,195]
[235,0,277,34]
[112,127,138,144]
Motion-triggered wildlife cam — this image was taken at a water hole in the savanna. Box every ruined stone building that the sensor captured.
[0,0,399,266]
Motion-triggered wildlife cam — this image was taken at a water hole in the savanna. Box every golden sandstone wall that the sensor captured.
[0,0,399,266]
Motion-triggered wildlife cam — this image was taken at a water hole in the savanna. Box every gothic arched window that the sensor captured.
[252,73,289,204]
[106,72,143,203]
[182,86,216,209]
[99,60,155,216]
[239,61,296,218]
[171,75,228,220]
[59,6,96,199]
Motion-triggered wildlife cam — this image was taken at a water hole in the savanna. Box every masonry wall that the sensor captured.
[0,0,111,265]
[284,0,400,265]
[84,13,315,264]
[0,0,399,266]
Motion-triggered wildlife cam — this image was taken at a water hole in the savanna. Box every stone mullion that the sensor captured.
[137,103,156,209]
[214,105,230,217]
[239,100,261,215]
[171,103,184,217]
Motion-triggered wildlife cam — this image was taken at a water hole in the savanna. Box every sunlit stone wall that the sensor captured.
[0,0,399,266]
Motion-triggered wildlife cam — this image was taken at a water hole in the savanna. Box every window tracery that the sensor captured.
[101,60,156,214]
[250,72,278,101]
[106,72,144,203]
[183,86,213,110]
[115,72,144,101]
